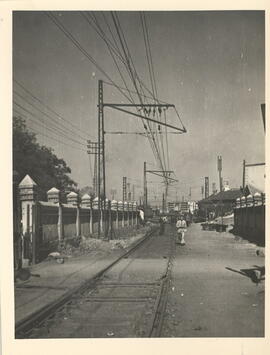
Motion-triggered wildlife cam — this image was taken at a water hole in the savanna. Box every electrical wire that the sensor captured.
[45,11,132,103]
[13,102,86,147]
[111,11,164,171]
[14,110,87,153]
[14,79,93,139]
[13,90,88,143]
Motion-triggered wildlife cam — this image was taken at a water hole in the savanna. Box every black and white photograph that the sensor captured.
[0,1,268,353]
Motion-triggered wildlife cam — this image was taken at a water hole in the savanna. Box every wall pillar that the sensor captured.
[133,202,138,226]
[124,201,128,227]
[81,193,91,237]
[19,175,38,266]
[67,191,80,237]
[116,208,119,229]
[111,200,118,230]
[47,187,63,243]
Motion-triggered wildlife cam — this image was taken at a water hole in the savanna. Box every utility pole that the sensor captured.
[162,193,165,213]
[96,79,186,235]
[217,156,222,192]
[123,177,127,202]
[242,159,246,191]
[98,80,106,239]
[127,182,131,201]
[93,153,97,196]
[110,189,117,200]
[204,177,209,199]
[144,162,177,211]
[86,140,101,197]
[132,184,135,201]
[143,162,147,210]
[201,186,204,200]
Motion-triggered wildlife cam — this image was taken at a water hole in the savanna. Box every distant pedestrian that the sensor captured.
[159,217,165,235]
[139,209,145,225]
[176,215,187,245]
[186,213,191,227]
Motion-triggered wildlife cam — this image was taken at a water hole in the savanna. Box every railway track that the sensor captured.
[16,225,175,338]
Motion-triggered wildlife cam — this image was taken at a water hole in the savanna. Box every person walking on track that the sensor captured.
[176,215,187,245]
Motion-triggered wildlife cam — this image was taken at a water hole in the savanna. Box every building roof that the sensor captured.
[245,183,264,195]
[198,189,243,204]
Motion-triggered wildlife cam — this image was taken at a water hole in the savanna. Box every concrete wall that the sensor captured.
[17,175,139,265]
[233,195,265,246]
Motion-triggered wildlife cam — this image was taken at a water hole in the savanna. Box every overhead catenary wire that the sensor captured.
[45,10,163,189]
[44,11,186,202]
[45,11,132,104]
[81,11,136,106]
[110,11,165,172]
[140,12,168,174]
[81,11,184,176]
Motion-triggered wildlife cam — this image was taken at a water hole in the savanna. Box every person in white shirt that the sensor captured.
[139,209,145,225]
[176,215,187,245]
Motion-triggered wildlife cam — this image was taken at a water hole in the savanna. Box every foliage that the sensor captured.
[13,116,77,197]
[79,186,95,199]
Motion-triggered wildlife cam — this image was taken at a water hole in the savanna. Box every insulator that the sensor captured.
[158,107,162,115]
[144,124,148,130]
[153,108,156,117]
[147,108,151,116]
[158,124,161,131]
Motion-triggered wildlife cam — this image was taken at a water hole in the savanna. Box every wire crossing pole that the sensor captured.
[123,177,127,202]
[217,155,222,192]
[143,162,147,210]
[98,80,103,239]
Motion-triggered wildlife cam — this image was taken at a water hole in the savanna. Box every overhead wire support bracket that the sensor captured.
[101,103,186,133]
[146,169,178,182]
[102,103,174,108]
[148,171,178,182]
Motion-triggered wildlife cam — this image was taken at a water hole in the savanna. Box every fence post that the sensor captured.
[81,193,91,237]
[108,200,112,240]
[111,200,118,230]
[133,202,138,226]
[67,191,80,237]
[47,187,62,243]
[19,175,38,266]
[124,201,128,227]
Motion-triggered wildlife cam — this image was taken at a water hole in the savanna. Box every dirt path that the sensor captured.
[162,223,264,337]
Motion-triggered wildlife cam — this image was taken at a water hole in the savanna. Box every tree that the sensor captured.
[79,186,95,199]
[13,116,77,197]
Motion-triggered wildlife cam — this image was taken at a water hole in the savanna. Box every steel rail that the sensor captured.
[148,229,175,337]
[15,227,158,338]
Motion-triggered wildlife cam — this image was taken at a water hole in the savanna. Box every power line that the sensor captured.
[103,81,169,103]
[14,79,93,140]
[13,102,86,147]
[14,110,87,153]
[81,12,136,105]
[111,11,165,172]
[13,90,88,143]
[81,12,127,68]
[45,11,132,103]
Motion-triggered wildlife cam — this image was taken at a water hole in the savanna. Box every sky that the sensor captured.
[13,11,265,203]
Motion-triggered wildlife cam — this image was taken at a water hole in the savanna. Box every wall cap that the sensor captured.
[19,174,37,187]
